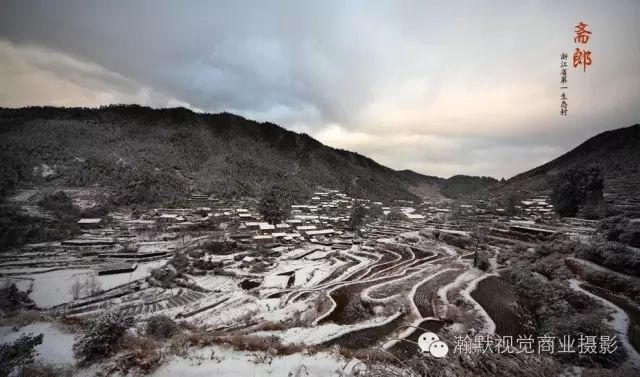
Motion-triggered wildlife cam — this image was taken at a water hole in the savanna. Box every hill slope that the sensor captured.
[0,105,447,204]
[501,124,640,215]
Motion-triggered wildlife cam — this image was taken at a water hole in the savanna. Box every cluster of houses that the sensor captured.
[245,190,354,245]
[518,197,554,219]
[70,190,566,258]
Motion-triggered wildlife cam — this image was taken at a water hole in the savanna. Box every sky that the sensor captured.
[0,1,638,179]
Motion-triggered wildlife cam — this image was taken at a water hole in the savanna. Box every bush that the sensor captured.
[249,261,268,273]
[192,258,222,271]
[0,282,37,313]
[79,201,110,218]
[110,334,162,374]
[599,215,640,247]
[476,252,490,271]
[386,210,408,221]
[202,241,237,255]
[149,267,178,288]
[145,315,178,340]
[576,241,640,277]
[502,193,523,216]
[187,217,217,231]
[0,333,43,377]
[19,361,74,377]
[348,205,369,230]
[531,254,572,280]
[72,311,134,364]
[37,191,80,221]
[502,268,624,366]
[440,232,473,248]
[581,268,640,302]
[169,253,190,272]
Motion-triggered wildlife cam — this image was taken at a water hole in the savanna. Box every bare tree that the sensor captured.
[472,224,489,268]
[70,279,83,300]
[85,275,102,296]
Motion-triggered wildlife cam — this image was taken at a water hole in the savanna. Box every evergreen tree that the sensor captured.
[257,186,292,225]
[551,166,604,217]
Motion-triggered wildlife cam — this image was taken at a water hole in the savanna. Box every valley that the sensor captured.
[2,186,639,376]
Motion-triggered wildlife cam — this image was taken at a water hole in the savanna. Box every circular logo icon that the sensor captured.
[429,341,449,358]
[418,332,440,353]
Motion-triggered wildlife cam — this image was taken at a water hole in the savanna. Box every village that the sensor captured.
[4,185,626,374]
[0,188,566,311]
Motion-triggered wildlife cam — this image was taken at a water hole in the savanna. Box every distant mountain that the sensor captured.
[500,124,640,215]
[439,175,500,199]
[1,105,492,205]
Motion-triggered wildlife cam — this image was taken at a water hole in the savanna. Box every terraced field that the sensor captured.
[324,314,406,349]
[390,319,443,359]
[582,284,640,354]
[470,276,535,337]
[319,274,409,325]
[48,222,501,363]
[413,269,463,317]
[366,265,443,301]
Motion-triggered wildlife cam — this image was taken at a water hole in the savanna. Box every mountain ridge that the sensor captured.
[510,124,640,182]
[3,105,637,209]
[499,123,640,215]
[0,105,486,203]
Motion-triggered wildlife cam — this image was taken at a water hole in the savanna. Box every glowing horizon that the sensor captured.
[1,0,638,178]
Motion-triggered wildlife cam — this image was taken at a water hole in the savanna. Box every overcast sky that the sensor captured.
[1,1,638,179]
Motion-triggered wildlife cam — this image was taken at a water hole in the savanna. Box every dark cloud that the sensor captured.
[0,0,638,178]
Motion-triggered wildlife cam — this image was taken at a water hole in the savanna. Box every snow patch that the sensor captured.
[0,322,75,364]
[150,347,346,377]
[255,312,403,346]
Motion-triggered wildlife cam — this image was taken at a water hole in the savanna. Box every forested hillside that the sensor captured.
[0,106,438,204]
[499,124,640,216]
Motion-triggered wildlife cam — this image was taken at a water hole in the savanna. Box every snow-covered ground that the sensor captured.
[96,259,167,290]
[408,268,458,317]
[0,277,32,292]
[568,279,640,368]
[267,258,338,288]
[255,312,403,346]
[0,322,75,365]
[437,266,483,306]
[190,275,238,293]
[24,268,93,308]
[23,259,167,308]
[149,347,347,377]
[458,264,499,335]
[0,267,56,274]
